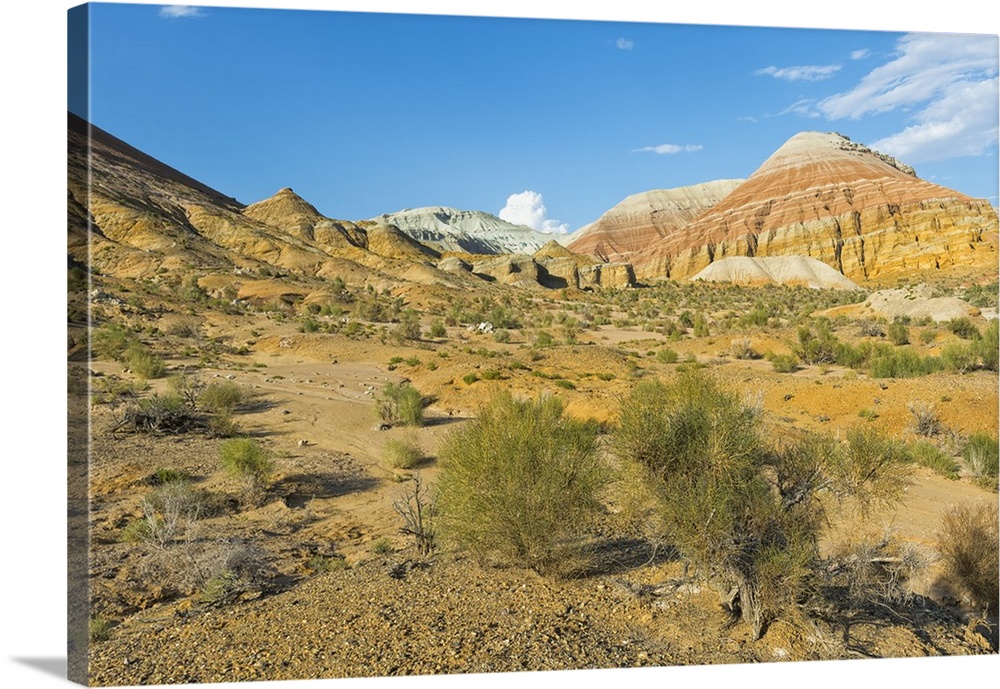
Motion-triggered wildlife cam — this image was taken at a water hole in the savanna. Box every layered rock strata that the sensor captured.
[627,132,997,283]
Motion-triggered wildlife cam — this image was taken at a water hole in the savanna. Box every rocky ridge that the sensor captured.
[567,180,744,263]
[618,132,997,283]
[371,206,557,255]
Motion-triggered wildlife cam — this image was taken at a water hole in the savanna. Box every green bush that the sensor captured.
[940,342,977,374]
[434,394,610,576]
[948,317,981,340]
[383,434,423,470]
[375,382,424,427]
[767,352,798,373]
[219,438,274,504]
[793,320,839,364]
[962,434,999,480]
[868,347,942,378]
[461,373,479,385]
[973,319,998,371]
[427,320,447,338]
[887,321,910,346]
[656,347,679,364]
[905,441,960,479]
[125,343,166,379]
[92,323,136,361]
[613,371,911,639]
[937,502,999,615]
[199,381,248,413]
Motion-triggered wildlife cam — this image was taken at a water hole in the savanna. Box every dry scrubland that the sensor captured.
[69,269,999,684]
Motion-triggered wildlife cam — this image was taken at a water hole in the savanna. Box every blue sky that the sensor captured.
[75,2,999,233]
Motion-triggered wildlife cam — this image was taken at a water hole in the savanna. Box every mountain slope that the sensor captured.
[567,180,744,262]
[371,206,557,255]
[627,132,998,282]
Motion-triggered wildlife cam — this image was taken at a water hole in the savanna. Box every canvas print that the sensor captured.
[67,2,1000,686]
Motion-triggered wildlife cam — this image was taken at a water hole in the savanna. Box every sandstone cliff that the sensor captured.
[567,180,743,262]
[627,132,998,283]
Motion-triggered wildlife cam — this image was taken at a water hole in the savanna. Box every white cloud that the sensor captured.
[499,191,569,234]
[616,37,634,51]
[870,77,999,161]
[850,49,871,60]
[160,5,204,18]
[777,98,821,118]
[755,64,842,81]
[817,33,998,162]
[631,143,703,154]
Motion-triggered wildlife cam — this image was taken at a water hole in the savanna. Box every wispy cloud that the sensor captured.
[499,191,569,234]
[777,98,821,119]
[631,143,703,155]
[160,5,204,18]
[755,64,842,81]
[817,33,998,162]
[737,116,758,123]
[850,49,871,60]
[615,37,634,51]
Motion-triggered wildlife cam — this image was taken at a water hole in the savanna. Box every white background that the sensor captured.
[2,1,998,688]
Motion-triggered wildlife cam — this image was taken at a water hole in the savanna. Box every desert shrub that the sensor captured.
[219,438,274,504]
[114,394,203,435]
[395,309,422,341]
[427,320,447,338]
[92,323,136,361]
[493,328,511,344]
[857,321,884,338]
[434,394,610,577]
[919,328,938,345]
[375,382,424,427]
[194,539,275,606]
[868,347,942,378]
[199,380,248,413]
[480,369,502,380]
[461,373,479,385]
[767,352,798,373]
[937,502,999,615]
[947,317,981,340]
[534,330,554,347]
[613,371,911,639]
[125,343,166,379]
[905,441,960,479]
[829,531,927,607]
[656,347,679,364]
[962,434,999,480]
[907,400,942,438]
[89,616,111,643]
[614,372,815,638]
[793,320,839,364]
[554,379,576,390]
[887,321,910,346]
[383,434,423,470]
[729,338,758,360]
[940,342,978,374]
[973,319,998,371]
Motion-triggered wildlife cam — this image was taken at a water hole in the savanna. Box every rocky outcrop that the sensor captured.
[471,255,543,288]
[823,284,980,323]
[579,263,636,290]
[371,206,556,255]
[691,256,860,290]
[567,180,743,262]
[628,132,998,283]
